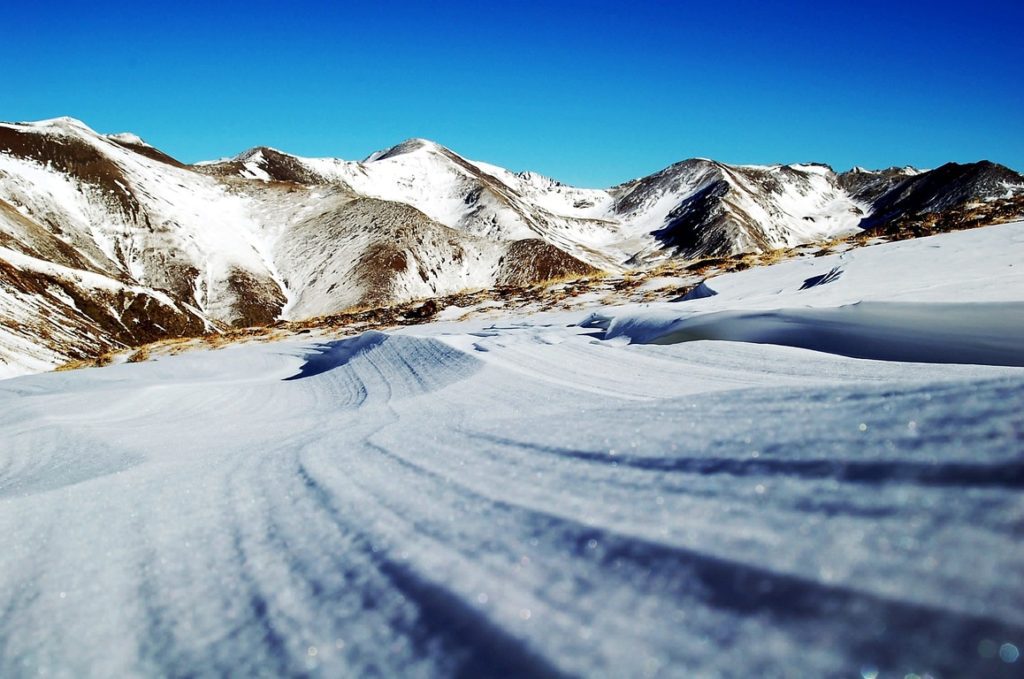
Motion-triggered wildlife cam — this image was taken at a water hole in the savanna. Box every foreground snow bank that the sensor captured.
[1,327,1022,678]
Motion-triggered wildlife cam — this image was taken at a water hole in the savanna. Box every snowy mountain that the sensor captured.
[847,160,1024,229]
[1,116,1022,376]
[611,159,864,261]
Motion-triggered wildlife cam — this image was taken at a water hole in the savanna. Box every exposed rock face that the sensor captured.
[613,159,865,259]
[0,121,142,220]
[836,166,921,205]
[195,147,336,186]
[0,116,1021,376]
[496,239,601,286]
[848,161,1024,229]
[652,177,739,254]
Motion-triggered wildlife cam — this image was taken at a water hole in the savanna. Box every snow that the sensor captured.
[302,143,541,241]
[0,221,1021,677]
[241,161,272,182]
[0,247,183,321]
[11,117,99,135]
[434,300,505,322]
[595,221,1024,369]
[0,153,119,274]
[606,219,1023,310]
[723,164,865,246]
[638,275,690,291]
[106,132,150,147]
[192,157,231,166]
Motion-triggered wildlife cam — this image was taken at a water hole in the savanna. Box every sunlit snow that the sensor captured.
[0,223,1021,676]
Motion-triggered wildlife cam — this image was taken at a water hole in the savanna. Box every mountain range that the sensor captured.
[1,116,1022,376]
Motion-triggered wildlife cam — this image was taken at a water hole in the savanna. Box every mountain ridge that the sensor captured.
[1,116,1022,377]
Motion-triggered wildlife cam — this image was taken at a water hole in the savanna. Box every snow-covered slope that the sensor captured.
[224,142,871,266]
[210,134,1024,267]
[596,220,1024,367]
[607,159,866,261]
[1,116,1022,377]
[242,138,631,268]
[0,220,1021,677]
[0,119,596,374]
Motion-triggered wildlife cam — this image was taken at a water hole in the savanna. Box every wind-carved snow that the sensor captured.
[600,220,1024,367]
[0,221,1021,677]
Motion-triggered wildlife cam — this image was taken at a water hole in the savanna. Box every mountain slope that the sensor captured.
[0,116,1022,377]
[274,193,596,319]
[611,159,864,260]
[0,119,602,375]
[851,161,1024,229]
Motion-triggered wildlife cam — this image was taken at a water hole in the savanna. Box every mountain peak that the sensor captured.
[365,138,447,162]
[13,116,98,136]
[234,146,290,163]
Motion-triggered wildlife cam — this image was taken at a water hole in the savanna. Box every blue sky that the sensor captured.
[3,1,1022,186]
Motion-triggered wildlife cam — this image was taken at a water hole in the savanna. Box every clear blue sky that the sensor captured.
[3,0,1022,187]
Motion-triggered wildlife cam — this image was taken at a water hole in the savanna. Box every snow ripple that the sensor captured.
[0,330,1021,677]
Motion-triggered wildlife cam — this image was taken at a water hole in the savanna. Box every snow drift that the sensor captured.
[601,220,1024,367]
[0,217,1021,677]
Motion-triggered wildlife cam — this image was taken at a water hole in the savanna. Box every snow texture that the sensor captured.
[601,220,1024,367]
[0,223,1021,677]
